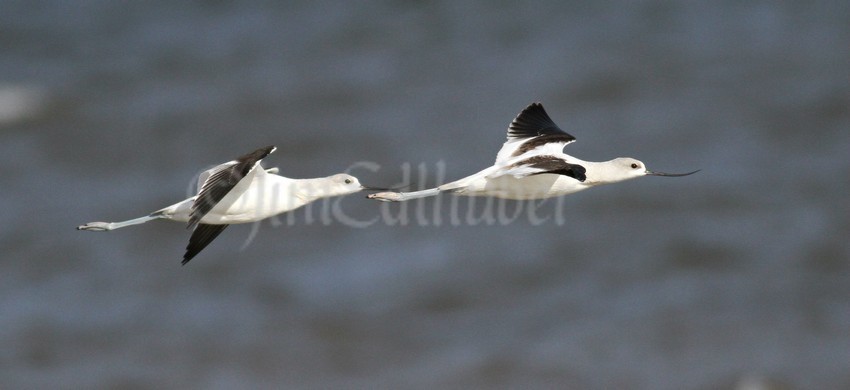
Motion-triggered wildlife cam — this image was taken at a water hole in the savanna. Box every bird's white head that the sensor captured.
[307,174,390,198]
[322,174,366,196]
[600,158,699,184]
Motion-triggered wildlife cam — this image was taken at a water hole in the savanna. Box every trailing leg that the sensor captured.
[77,212,168,231]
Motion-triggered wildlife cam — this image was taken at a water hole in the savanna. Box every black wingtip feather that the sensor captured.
[508,102,575,140]
[242,145,276,163]
[182,224,229,265]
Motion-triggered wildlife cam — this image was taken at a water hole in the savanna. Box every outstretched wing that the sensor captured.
[489,155,586,182]
[182,224,229,265]
[494,103,576,163]
[196,161,236,194]
[188,145,276,229]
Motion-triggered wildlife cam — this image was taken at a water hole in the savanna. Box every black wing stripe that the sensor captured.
[510,155,587,182]
[182,224,229,265]
[511,134,577,157]
[188,145,275,228]
[508,102,575,140]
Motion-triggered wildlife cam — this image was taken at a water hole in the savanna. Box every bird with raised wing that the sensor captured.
[78,146,385,264]
[367,102,698,202]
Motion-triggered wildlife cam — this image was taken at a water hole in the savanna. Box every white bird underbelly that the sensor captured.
[161,181,308,224]
[448,174,591,200]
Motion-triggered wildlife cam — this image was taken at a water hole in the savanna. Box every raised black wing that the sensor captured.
[507,102,573,139]
[188,145,276,229]
[495,103,577,163]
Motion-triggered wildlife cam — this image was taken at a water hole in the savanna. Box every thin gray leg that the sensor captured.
[77,213,166,231]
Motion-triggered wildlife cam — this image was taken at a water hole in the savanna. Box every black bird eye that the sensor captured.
[344,179,352,184]
[630,163,639,169]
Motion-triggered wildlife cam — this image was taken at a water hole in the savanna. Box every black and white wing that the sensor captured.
[494,103,577,163]
[489,155,587,182]
[188,145,276,229]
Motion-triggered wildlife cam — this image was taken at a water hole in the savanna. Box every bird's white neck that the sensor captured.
[293,177,348,201]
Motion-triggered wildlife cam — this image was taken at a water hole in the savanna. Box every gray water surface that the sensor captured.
[1,1,848,389]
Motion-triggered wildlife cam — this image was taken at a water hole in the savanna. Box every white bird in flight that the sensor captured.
[368,102,698,202]
[78,146,385,264]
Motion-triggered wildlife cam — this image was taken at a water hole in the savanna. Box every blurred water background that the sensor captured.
[1,1,849,389]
